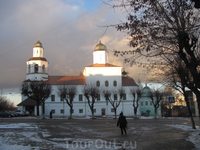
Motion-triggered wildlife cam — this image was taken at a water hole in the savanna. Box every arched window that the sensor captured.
[105,81,109,87]
[42,65,45,73]
[113,81,117,87]
[145,101,148,106]
[34,64,38,73]
[28,65,31,73]
[96,81,100,87]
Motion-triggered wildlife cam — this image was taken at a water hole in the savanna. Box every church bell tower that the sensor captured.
[93,40,108,64]
[26,38,49,81]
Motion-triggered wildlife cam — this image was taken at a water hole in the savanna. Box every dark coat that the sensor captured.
[117,115,127,128]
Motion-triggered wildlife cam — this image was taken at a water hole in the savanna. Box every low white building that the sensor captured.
[18,39,139,117]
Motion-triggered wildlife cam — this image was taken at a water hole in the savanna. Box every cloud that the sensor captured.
[0,0,144,90]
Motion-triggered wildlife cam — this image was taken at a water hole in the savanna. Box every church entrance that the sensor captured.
[101,108,106,116]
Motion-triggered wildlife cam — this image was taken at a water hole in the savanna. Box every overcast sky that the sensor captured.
[0,0,146,105]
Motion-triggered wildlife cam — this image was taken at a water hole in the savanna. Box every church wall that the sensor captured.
[33,47,43,57]
[44,84,139,117]
[84,67,122,76]
[93,51,108,64]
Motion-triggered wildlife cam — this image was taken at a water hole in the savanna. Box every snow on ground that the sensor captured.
[0,123,128,150]
[0,123,65,150]
[0,119,199,150]
[166,124,200,149]
[0,123,38,129]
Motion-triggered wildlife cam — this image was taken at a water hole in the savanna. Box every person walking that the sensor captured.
[117,112,127,135]
[50,110,53,119]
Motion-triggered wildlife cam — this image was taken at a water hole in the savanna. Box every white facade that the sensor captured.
[19,40,139,117]
[43,85,139,117]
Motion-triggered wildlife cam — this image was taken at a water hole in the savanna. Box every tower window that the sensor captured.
[96,81,100,87]
[28,65,31,73]
[42,65,45,73]
[105,81,109,87]
[34,64,38,73]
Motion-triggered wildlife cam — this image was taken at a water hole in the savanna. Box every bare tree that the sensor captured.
[103,88,125,119]
[57,85,77,119]
[104,0,200,124]
[82,85,100,119]
[166,59,196,129]
[148,89,165,119]
[130,88,141,119]
[0,96,14,111]
[21,81,52,122]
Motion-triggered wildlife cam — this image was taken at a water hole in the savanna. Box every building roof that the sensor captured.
[28,57,48,61]
[44,75,137,86]
[34,40,43,48]
[17,98,36,106]
[86,63,121,67]
[45,75,86,85]
[94,41,107,51]
[122,76,138,86]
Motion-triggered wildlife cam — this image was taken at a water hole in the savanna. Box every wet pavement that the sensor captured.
[0,117,199,149]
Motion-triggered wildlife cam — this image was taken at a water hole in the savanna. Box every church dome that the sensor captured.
[94,41,107,51]
[34,40,43,48]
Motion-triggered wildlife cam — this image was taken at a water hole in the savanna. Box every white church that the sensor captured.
[18,39,139,117]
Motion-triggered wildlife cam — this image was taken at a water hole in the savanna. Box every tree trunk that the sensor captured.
[197,96,200,129]
[36,102,40,123]
[89,105,94,119]
[42,101,45,119]
[69,107,73,119]
[184,92,196,129]
[134,107,137,119]
[92,109,94,119]
[36,102,39,116]
[114,108,117,119]
[194,93,200,129]
[154,108,157,119]
[185,100,196,129]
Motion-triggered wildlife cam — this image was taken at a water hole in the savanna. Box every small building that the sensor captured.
[140,84,161,117]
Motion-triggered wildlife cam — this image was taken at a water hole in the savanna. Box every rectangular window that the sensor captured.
[97,94,100,101]
[114,94,118,100]
[60,109,64,114]
[60,97,64,101]
[123,94,126,100]
[79,94,83,101]
[105,96,109,101]
[150,100,153,106]
[51,95,55,102]
[79,109,83,113]
[145,101,148,106]
[93,109,96,113]
[141,101,143,107]
[111,108,114,112]
[51,109,55,114]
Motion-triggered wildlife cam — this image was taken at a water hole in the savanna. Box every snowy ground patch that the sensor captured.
[0,123,66,150]
[0,123,38,130]
[166,124,200,149]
